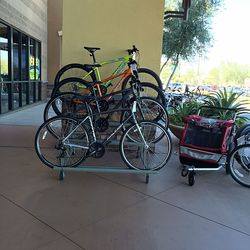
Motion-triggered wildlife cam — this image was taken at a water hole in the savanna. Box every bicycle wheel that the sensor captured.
[234,124,250,144]
[51,77,92,98]
[125,82,165,106]
[35,116,89,168]
[136,97,169,127]
[44,92,89,122]
[54,63,96,86]
[120,121,172,170]
[122,68,163,90]
[228,144,250,187]
[120,97,169,140]
[139,82,166,106]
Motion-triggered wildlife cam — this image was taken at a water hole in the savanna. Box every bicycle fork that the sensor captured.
[131,101,149,149]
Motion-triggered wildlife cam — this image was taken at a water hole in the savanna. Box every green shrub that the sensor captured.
[205,88,250,127]
[169,99,201,126]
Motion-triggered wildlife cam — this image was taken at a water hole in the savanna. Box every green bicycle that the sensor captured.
[54,45,163,90]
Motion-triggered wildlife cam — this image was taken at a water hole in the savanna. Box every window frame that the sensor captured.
[0,18,42,114]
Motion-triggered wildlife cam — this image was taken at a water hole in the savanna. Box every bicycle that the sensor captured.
[44,84,169,135]
[228,134,250,187]
[164,86,184,113]
[51,54,166,106]
[35,99,172,171]
[47,60,168,146]
[54,45,163,90]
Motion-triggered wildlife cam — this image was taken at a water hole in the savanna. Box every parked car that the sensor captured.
[167,82,184,92]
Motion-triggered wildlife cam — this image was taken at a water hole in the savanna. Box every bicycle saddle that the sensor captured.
[84,46,101,53]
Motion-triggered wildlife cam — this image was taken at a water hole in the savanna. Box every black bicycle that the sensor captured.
[44,84,169,132]
[35,97,172,171]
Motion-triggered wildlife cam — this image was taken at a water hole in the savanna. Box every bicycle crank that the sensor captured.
[89,142,105,158]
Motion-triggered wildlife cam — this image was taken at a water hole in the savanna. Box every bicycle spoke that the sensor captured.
[35,117,89,168]
[121,121,172,170]
[229,145,250,187]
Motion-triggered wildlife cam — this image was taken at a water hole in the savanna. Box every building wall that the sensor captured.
[0,0,48,81]
[62,0,164,79]
[47,0,62,84]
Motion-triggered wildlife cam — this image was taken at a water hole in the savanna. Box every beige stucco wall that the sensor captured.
[62,0,164,78]
[48,0,62,84]
[0,0,48,81]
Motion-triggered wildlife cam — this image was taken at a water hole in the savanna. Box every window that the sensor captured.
[36,41,41,80]
[0,23,9,113]
[29,38,36,81]
[0,23,9,81]
[21,35,28,80]
[0,21,41,114]
[13,30,21,109]
[13,30,20,81]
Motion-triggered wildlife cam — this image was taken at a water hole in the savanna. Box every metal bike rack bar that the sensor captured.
[187,166,224,171]
[54,165,158,184]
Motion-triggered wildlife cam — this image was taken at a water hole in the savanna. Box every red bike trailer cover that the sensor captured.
[180,115,234,153]
[183,115,234,127]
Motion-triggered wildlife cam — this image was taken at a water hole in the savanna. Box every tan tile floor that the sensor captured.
[0,103,250,249]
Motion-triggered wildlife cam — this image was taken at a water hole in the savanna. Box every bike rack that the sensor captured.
[53,165,158,184]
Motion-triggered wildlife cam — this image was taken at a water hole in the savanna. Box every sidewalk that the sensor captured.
[0,102,46,126]
[0,103,250,249]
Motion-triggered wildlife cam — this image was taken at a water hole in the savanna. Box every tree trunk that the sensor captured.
[164,56,179,90]
[160,58,170,73]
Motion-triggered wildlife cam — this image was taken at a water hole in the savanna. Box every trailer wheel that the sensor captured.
[181,168,188,177]
[225,163,230,175]
[188,171,195,186]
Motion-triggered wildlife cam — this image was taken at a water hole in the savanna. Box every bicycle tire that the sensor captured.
[35,116,89,169]
[234,124,250,144]
[43,92,89,122]
[51,77,92,98]
[128,82,166,106]
[122,67,163,90]
[120,121,172,171]
[120,97,169,141]
[136,97,169,128]
[140,82,166,106]
[54,63,96,86]
[228,144,250,187]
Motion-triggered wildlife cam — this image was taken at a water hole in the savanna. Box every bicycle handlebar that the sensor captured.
[199,105,237,112]
[127,45,139,55]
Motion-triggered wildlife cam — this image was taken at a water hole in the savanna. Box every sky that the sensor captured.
[205,0,250,67]
[180,0,250,77]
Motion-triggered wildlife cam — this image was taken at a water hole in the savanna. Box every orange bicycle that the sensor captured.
[51,49,166,106]
[53,45,163,91]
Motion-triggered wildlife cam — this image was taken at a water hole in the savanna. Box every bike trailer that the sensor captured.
[179,115,235,168]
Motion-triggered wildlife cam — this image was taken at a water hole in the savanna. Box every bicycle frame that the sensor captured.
[96,55,132,82]
[62,101,145,152]
[76,63,136,103]
[72,82,143,117]
[96,66,133,96]
[79,54,135,91]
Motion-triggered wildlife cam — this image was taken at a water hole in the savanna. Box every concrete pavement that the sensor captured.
[0,103,250,249]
